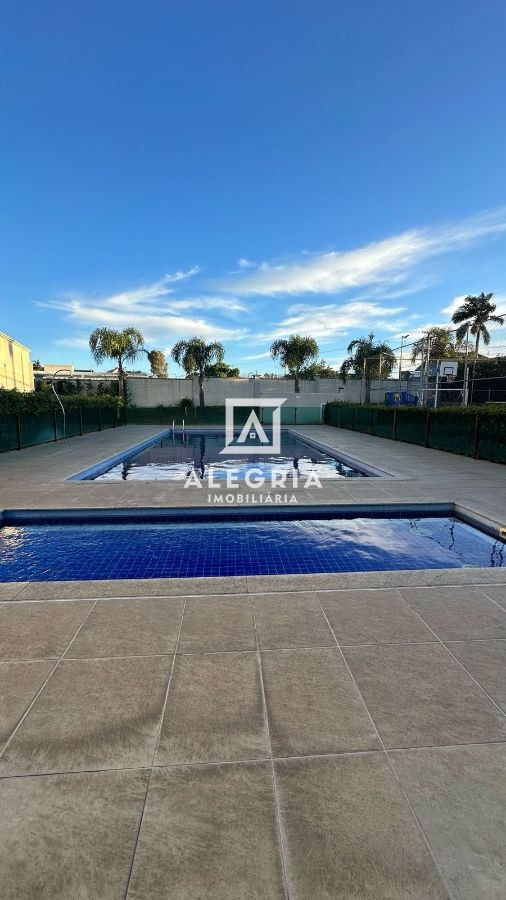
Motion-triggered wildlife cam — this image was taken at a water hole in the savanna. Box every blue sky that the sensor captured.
[2,0,505,375]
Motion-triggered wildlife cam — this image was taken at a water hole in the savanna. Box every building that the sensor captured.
[0,332,34,392]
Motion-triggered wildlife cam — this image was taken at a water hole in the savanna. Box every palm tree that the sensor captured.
[340,333,396,403]
[451,293,504,358]
[171,337,224,407]
[270,334,319,393]
[89,327,145,396]
[410,327,463,364]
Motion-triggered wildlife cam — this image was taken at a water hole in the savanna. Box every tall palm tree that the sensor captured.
[451,293,504,357]
[270,334,319,393]
[452,293,504,397]
[171,337,224,407]
[89,327,145,396]
[340,333,396,403]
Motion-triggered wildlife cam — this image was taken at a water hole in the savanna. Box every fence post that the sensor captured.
[424,411,431,448]
[351,407,355,431]
[392,408,397,441]
[369,407,373,435]
[16,413,22,450]
[472,413,481,460]
[79,407,84,436]
[98,408,102,431]
[53,410,58,441]
[337,407,340,429]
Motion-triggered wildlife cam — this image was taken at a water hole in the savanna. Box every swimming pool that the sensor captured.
[72,429,372,481]
[0,508,503,581]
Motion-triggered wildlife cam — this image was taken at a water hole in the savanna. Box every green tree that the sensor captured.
[171,337,224,407]
[300,359,337,379]
[270,334,319,393]
[147,349,168,378]
[89,327,145,396]
[451,293,504,357]
[203,361,240,377]
[340,333,396,403]
[410,327,464,364]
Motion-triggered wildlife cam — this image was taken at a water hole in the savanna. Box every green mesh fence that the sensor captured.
[20,412,55,447]
[478,415,506,464]
[394,410,427,445]
[371,408,394,439]
[354,408,371,434]
[0,414,19,451]
[428,412,475,457]
[325,403,505,464]
[0,406,121,452]
[338,407,355,430]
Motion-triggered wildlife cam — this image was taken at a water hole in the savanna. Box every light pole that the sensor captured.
[398,334,409,393]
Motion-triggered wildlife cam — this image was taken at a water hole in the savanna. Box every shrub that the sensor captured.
[0,388,122,416]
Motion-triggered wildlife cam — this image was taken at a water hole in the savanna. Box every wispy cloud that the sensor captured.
[243,350,272,360]
[220,208,506,297]
[39,267,249,347]
[262,300,407,340]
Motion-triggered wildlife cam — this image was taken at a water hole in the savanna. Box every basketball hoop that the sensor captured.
[446,375,456,383]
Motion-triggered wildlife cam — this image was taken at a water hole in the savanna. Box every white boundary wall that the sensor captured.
[128,375,412,408]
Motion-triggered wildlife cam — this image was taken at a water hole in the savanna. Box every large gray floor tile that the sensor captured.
[319,589,435,645]
[0,660,54,746]
[0,582,28,600]
[0,656,171,774]
[253,592,334,649]
[344,643,506,748]
[275,753,447,899]
[178,594,256,653]
[156,652,269,764]
[482,586,506,610]
[0,769,148,899]
[400,587,506,640]
[127,762,285,899]
[68,597,184,658]
[0,600,93,660]
[446,639,506,712]
[392,743,506,899]
[261,647,380,756]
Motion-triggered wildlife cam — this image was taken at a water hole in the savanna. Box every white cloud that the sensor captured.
[164,265,200,281]
[39,269,249,346]
[243,350,272,360]
[53,337,90,349]
[262,300,407,340]
[220,208,506,297]
[238,257,256,269]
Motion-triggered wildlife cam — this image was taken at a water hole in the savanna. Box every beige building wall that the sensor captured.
[0,332,34,392]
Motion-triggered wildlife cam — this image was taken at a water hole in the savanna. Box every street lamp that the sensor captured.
[398,334,409,392]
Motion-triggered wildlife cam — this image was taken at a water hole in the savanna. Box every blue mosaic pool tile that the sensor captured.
[0,516,503,582]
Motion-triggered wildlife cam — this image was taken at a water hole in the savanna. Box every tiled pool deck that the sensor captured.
[1,424,506,898]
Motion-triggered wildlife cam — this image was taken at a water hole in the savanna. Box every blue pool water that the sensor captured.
[0,516,503,581]
[90,430,368,481]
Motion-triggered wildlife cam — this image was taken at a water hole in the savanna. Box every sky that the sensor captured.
[1,0,505,376]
